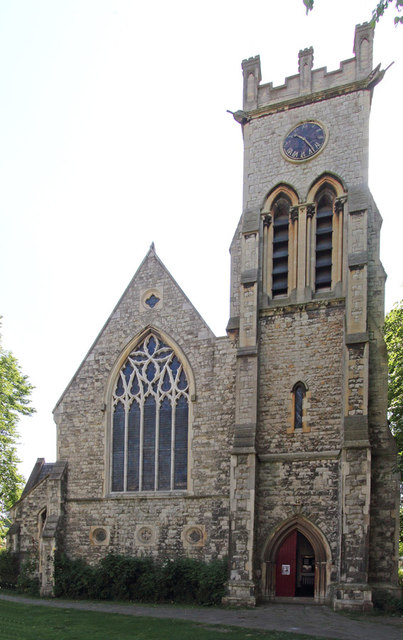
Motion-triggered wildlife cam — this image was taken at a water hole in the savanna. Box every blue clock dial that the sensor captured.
[283,121,327,161]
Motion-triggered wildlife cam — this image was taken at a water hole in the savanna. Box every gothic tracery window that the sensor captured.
[111,334,189,492]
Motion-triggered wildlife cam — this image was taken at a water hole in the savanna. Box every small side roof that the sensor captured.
[20,458,55,499]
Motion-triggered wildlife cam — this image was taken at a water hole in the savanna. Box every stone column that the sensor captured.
[353,23,374,80]
[298,47,313,95]
[225,209,259,606]
[305,204,315,293]
[241,56,261,111]
[40,461,67,596]
[289,206,299,295]
[336,201,373,611]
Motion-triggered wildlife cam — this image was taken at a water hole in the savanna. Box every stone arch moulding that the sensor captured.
[289,374,312,392]
[261,183,300,213]
[103,325,196,496]
[261,184,300,299]
[261,515,332,603]
[104,325,196,404]
[305,172,347,202]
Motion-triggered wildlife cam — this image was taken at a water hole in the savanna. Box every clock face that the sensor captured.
[282,121,327,162]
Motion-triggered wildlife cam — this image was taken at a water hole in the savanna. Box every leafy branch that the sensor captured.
[303,0,403,26]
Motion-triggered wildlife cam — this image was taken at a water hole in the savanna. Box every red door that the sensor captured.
[276,531,297,597]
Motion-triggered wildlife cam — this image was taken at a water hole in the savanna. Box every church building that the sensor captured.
[9,23,401,610]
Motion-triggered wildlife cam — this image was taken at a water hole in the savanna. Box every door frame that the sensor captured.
[261,515,332,603]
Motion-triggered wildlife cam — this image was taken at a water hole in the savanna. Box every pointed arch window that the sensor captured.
[111,334,189,492]
[315,189,335,290]
[288,381,309,433]
[293,382,306,430]
[272,196,290,297]
[262,186,299,301]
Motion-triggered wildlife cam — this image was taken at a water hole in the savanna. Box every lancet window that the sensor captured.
[288,381,309,433]
[293,382,306,430]
[307,175,345,294]
[111,334,189,492]
[272,196,290,297]
[262,187,298,300]
[315,189,335,290]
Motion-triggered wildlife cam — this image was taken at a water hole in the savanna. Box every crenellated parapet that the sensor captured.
[242,23,378,113]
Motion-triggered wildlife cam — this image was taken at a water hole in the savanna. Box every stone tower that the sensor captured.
[226,22,400,610]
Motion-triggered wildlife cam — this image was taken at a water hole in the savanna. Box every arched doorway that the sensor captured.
[262,516,331,603]
[275,531,315,597]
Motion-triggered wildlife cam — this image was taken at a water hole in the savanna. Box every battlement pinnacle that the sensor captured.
[240,24,377,114]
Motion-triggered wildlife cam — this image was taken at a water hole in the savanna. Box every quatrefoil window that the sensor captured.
[145,294,160,309]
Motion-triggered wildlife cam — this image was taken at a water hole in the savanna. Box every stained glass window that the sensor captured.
[145,294,160,308]
[111,334,189,492]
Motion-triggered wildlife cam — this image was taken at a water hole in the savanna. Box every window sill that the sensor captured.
[106,490,188,500]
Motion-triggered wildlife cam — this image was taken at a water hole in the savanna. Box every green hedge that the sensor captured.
[54,553,227,605]
[0,549,19,589]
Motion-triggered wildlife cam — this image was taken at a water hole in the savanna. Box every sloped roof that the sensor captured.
[20,458,55,499]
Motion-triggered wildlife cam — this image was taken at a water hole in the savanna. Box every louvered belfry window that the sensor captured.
[315,191,333,290]
[111,334,189,492]
[272,196,290,297]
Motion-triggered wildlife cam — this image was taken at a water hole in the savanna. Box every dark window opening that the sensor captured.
[315,191,333,290]
[293,382,305,429]
[272,197,290,296]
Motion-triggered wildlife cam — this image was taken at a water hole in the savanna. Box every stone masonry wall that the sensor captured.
[256,457,340,578]
[10,480,48,560]
[365,196,400,591]
[255,302,344,589]
[229,220,242,322]
[258,302,344,454]
[63,495,229,565]
[243,91,370,215]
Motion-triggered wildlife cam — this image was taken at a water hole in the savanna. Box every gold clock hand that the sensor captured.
[293,134,315,153]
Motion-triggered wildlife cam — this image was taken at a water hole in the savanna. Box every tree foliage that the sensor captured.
[371,0,403,25]
[384,301,403,476]
[303,0,403,26]
[0,326,35,537]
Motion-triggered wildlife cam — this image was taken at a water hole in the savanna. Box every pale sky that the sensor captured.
[1,0,402,480]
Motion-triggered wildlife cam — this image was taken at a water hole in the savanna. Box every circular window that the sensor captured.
[94,527,107,543]
[185,526,203,545]
[90,526,110,545]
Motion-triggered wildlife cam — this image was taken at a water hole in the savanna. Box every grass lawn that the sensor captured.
[0,599,330,640]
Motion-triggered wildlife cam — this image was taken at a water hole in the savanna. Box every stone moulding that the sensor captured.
[182,524,207,549]
[258,450,340,462]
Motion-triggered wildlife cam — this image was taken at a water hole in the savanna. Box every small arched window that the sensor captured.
[288,381,309,433]
[272,196,290,297]
[293,382,306,430]
[111,333,189,492]
[38,508,47,537]
[315,188,335,291]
